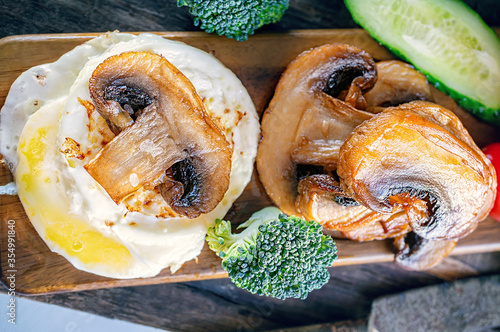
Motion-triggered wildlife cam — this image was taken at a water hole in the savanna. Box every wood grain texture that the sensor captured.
[0,1,498,331]
[4,259,500,332]
[0,0,498,38]
[0,263,450,331]
[1,29,500,295]
[0,2,496,332]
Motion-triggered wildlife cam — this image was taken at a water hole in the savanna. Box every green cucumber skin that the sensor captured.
[379,39,500,127]
[345,0,500,127]
[427,75,500,127]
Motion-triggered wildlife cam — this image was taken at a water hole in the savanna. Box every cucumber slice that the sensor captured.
[345,0,500,126]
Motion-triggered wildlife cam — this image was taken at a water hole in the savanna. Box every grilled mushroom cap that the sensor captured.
[338,101,496,240]
[257,44,377,217]
[85,52,232,218]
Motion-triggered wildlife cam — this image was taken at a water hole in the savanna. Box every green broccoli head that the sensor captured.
[206,207,337,300]
[177,0,289,41]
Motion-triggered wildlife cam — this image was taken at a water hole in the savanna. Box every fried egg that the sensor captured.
[0,32,259,278]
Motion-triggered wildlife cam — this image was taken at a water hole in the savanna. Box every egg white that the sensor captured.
[0,32,260,278]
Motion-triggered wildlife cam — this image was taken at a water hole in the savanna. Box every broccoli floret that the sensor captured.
[206,207,337,300]
[177,0,289,41]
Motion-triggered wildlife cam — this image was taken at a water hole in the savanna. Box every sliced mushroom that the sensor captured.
[393,232,457,270]
[341,213,410,242]
[291,94,374,168]
[295,174,412,236]
[338,101,496,240]
[295,60,436,231]
[85,52,232,218]
[257,44,377,217]
[295,174,372,231]
[364,60,434,113]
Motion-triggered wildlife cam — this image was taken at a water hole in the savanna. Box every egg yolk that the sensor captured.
[16,104,134,274]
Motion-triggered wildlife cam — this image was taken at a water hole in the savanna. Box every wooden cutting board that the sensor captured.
[1,29,500,295]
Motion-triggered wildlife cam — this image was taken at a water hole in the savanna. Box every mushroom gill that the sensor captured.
[393,232,457,271]
[85,52,232,218]
[338,101,497,240]
[257,44,377,218]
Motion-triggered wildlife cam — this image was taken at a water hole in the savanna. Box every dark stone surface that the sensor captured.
[369,275,500,332]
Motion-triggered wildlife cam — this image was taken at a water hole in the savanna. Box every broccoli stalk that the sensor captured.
[207,207,337,300]
[177,0,289,41]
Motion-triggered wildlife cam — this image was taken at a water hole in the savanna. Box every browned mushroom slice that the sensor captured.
[296,174,411,235]
[338,101,496,240]
[364,60,434,113]
[85,52,232,218]
[291,138,342,167]
[296,174,371,231]
[291,95,374,167]
[257,44,377,217]
[341,213,410,241]
[393,232,457,270]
